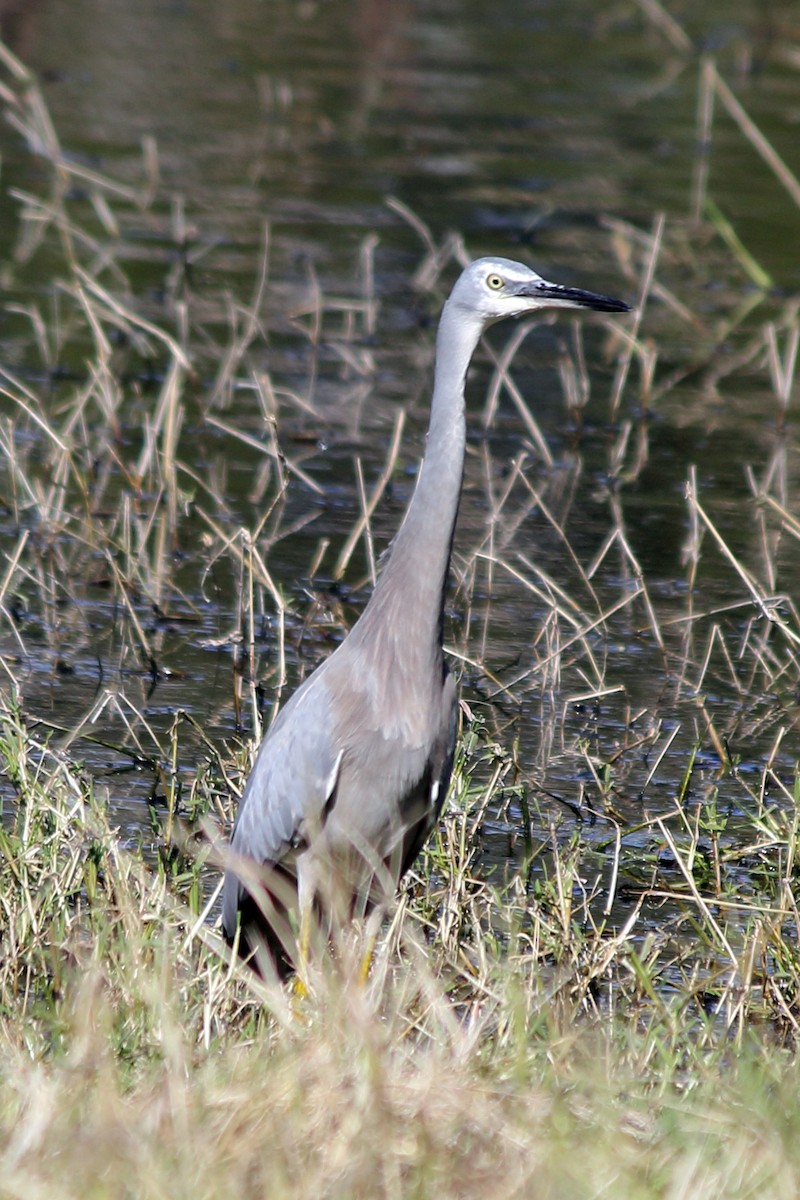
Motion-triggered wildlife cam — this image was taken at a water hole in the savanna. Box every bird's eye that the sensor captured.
[486,274,504,291]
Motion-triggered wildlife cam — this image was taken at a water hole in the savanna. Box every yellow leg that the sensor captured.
[358,906,384,985]
[292,903,312,998]
[357,938,375,985]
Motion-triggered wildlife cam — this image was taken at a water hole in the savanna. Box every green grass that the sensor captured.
[2,697,800,1199]
[1,27,800,1199]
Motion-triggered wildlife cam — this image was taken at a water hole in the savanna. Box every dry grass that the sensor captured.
[3,694,800,1199]
[0,21,800,1199]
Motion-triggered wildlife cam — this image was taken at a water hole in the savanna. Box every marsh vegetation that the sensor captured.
[1,5,800,1196]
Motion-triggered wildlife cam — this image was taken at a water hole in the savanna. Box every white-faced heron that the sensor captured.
[222,256,629,973]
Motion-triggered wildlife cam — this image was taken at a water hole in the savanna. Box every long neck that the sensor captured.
[353,297,482,656]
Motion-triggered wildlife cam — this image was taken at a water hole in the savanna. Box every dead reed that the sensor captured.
[0,20,799,1198]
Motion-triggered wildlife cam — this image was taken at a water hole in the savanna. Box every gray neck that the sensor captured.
[353,296,482,656]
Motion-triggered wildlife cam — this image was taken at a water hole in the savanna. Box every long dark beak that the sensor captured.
[520,279,630,314]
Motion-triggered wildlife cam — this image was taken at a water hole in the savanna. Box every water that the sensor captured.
[1,0,799,934]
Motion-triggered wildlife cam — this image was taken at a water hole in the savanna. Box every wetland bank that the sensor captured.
[2,3,800,1196]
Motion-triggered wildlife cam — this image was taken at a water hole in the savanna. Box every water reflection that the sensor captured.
[0,0,799,956]
[0,0,44,59]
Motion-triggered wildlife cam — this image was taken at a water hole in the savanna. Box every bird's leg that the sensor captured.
[294,855,321,996]
[294,906,314,997]
[358,903,385,984]
[355,844,408,984]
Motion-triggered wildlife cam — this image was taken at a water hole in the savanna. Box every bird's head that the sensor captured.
[449,256,630,330]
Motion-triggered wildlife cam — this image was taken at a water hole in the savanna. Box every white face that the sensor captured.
[449,256,628,327]
[466,259,550,323]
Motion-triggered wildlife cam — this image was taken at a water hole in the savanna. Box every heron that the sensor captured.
[222,255,629,975]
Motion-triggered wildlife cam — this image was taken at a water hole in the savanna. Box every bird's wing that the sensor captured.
[229,669,342,868]
[396,669,458,877]
[430,669,458,818]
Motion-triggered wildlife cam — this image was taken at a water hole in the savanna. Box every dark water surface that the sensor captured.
[1,0,800,939]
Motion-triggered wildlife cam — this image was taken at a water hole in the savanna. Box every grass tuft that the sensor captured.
[0,26,800,1197]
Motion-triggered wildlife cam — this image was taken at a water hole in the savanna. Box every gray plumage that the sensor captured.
[222,256,629,970]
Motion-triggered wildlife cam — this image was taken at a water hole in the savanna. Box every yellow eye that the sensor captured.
[486,273,504,290]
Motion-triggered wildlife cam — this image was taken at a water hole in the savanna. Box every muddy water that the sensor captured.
[1,0,800,932]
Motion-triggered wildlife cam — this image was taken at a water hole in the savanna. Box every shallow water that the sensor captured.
[1,0,800,940]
